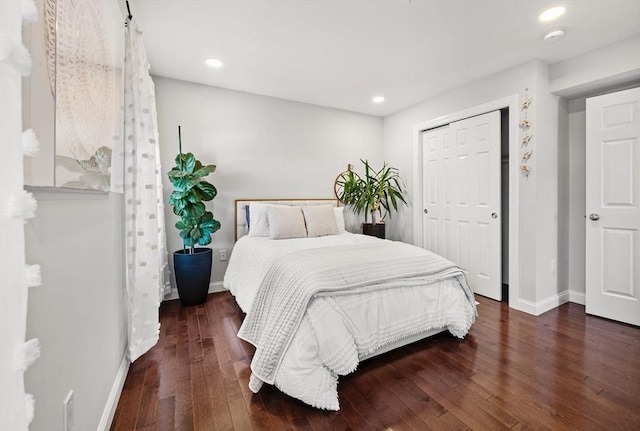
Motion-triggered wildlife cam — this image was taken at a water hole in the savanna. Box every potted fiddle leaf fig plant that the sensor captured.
[168,126,221,306]
[340,159,407,239]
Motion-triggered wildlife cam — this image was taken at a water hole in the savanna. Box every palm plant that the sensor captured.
[167,126,221,253]
[341,159,407,224]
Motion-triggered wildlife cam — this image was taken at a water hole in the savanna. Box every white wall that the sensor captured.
[567,99,587,302]
[24,192,126,431]
[557,98,570,305]
[550,35,640,99]
[533,62,561,304]
[383,60,560,310]
[154,77,383,287]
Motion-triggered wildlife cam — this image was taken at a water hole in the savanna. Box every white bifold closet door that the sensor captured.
[422,111,501,300]
[586,87,640,326]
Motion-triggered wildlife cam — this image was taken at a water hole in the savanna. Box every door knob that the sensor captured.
[424,209,429,214]
[491,212,498,219]
[589,213,600,221]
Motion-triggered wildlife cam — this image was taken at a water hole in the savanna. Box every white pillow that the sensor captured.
[248,203,270,237]
[303,205,338,237]
[267,205,307,239]
[334,206,347,234]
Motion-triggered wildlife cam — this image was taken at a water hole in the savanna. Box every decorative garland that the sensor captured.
[0,0,42,426]
[521,88,533,177]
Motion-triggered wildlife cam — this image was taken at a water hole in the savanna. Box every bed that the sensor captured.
[223,199,477,410]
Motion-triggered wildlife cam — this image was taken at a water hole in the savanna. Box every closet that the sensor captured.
[421,110,508,301]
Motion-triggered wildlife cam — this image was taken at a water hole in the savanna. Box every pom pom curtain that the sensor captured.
[111,16,170,362]
[0,0,41,427]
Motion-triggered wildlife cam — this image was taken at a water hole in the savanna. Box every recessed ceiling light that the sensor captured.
[205,58,224,68]
[544,28,566,42]
[372,95,385,104]
[539,6,565,22]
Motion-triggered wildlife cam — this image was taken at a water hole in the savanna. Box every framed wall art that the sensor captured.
[24,0,124,191]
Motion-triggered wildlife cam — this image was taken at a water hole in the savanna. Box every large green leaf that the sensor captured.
[173,152,197,173]
[174,153,187,172]
[200,215,221,233]
[193,164,216,178]
[175,220,189,230]
[171,200,187,216]
[182,202,206,219]
[185,153,197,173]
[196,214,218,246]
[167,169,187,179]
[173,154,183,171]
[168,192,183,207]
[194,159,203,171]
[168,176,197,193]
[186,189,201,203]
[197,235,212,246]
[169,189,189,200]
[195,182,217,201]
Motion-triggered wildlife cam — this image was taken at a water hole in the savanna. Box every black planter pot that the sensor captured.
[173,248,212,306]
[362,223,385,239]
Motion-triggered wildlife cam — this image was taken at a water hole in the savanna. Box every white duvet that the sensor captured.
[223,233,477,410]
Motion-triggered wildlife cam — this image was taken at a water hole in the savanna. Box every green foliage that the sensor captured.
[167,142,221,252]
[341,159,407,224]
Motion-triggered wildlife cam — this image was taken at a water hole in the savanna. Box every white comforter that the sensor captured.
[223,234,477,410]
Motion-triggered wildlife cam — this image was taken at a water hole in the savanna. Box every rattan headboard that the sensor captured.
[235,198,339,240]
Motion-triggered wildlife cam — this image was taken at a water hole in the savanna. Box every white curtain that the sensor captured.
[112,17,170,362]
[0,0,40,427]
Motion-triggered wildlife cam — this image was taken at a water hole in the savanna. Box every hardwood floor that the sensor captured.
[111,292,640,430]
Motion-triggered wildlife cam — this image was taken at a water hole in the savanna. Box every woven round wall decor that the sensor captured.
[334,164,360,203]
[44,0,115,163]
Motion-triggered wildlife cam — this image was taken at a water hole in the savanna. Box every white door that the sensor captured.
[421,125,450,256]
[586,87,640,326]
[422,111,501,300]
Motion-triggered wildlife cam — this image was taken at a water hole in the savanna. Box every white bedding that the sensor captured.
[223,233,477,410]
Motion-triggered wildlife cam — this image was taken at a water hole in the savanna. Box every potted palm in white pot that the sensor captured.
[167,126,221,306]
[338,159,407,239]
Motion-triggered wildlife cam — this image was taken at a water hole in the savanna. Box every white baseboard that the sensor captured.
[569,290,586,305]
[209,281,225,293]
[514,290,570,316]
[97,353,130,431]
[164,281,226,301]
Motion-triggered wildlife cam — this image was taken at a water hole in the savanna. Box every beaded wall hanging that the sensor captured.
[521,88,533,177]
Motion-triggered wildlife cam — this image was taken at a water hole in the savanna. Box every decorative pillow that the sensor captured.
[334,206,347,234]
[267,205,307,239]
[248,203,270,237]
[302,205,339,237]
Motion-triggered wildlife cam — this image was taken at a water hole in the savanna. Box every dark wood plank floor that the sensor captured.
[111,292,640,431]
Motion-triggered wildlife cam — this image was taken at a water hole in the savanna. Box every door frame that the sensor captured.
[412,94,520,308]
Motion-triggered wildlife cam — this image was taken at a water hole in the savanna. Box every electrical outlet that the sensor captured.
[551,259,557,273]
[63,390,74,431]
[219,249,227,261]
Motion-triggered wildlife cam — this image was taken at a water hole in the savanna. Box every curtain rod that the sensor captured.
[126,0,133,20]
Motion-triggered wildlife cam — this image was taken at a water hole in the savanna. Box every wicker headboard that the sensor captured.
[235,198,339,240]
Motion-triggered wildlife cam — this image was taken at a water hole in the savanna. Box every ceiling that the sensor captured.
[131,0,640,116]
